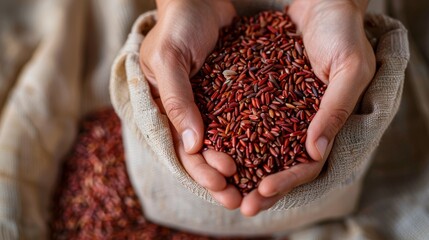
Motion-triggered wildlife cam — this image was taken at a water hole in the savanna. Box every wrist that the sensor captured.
[290,0,367,30]
[156,0,235,26]
[156,0,233,11]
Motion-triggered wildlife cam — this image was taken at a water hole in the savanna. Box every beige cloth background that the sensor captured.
[0,0,427,239]
[0,0,155,238]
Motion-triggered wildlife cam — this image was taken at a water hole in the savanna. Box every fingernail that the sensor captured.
[316,137,329,160]
[182,129,196,152]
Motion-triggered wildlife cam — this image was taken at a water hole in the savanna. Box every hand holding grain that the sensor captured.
[241,0,376,216]
[139,0,242,209]
[140,0,375,216]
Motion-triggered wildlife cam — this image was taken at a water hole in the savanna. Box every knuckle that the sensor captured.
[309,167,322,182]
[288,170,301,188]
[163,40,183,61]
[161,39,187,64]
[326,108,350,137]
[150,39,189,75]
[163,95,190,128]
[148,38,184,66]
[341,51,375,83]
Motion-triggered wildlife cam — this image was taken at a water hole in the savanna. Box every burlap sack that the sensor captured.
[110,2,409,237]
[0,1,84,238]
[0,0,155,239]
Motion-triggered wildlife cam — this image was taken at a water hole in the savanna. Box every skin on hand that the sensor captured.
[140,0,242,209]
[141,0,375,216]
[240,0,376,217]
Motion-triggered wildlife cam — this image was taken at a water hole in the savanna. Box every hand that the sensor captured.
[140,0,242,209]
[240,0,376,216]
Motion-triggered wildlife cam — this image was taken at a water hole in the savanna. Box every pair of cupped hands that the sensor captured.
[140,0,375,216]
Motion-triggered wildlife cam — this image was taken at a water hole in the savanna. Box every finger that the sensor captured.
[175,129,227,192]
[202,149,236,177]
[240,190,282,217]
[209,185,242,210]
[172,118,240,209]
[258,160,326,197]
[152,42,204,154]
[306,64,368,161]
[161,96,227,192]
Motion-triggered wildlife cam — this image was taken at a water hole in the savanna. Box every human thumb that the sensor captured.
[306,66,369,161]
[153,49,205,154]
